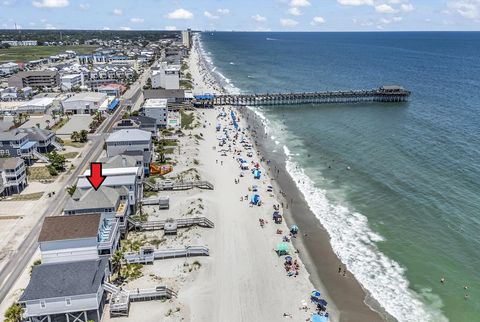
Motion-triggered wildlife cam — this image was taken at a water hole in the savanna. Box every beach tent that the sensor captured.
[311,314,328,322]
[250,194,261,205]
[276,243,289,252]
[254,169,261,179]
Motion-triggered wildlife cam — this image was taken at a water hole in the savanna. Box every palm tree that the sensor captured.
[35,123,40,129]
[71,131,79,142]
[45,119,51,129]
[4,302,23,322]
[111,250,124,277]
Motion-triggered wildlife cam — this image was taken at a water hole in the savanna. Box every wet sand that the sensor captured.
[240,106,391,322]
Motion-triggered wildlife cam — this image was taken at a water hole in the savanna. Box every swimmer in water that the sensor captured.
[440,277,445,284]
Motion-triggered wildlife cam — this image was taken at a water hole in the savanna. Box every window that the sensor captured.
[40,300,46,308]
[65,298,71,306]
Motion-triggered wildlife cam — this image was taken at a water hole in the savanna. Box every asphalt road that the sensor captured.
[0,71,147,304]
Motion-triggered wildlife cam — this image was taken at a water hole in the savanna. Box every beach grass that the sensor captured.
[28,166,56,181]
[0,45,96,62]
[62,140,86,148]
[180,111,195,129]
[7,192,44,201]
[61,152,79,159]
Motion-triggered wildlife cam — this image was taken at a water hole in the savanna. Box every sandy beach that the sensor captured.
[187,34,388,321]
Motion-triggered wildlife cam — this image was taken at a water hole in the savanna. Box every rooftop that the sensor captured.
[99,154,142,168]
[143,98,168,108]
[38,214,101,242]
[106,129,151,143]
[19,259,108,301]
[0,157,24,169]
[65,186,128,212]
[64,92,108,103]
[18,97,55,107]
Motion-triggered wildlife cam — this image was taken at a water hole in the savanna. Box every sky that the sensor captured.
[0,0,479,31]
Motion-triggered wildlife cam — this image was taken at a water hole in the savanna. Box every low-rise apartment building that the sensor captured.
[143,98,168,128]
[61,73,83,91]
[8,71,60,89]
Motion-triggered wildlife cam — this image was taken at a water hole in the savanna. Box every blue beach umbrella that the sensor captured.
[311,290,321,299]
[318,299,328,306]
[311,315,328,322]
[290,224,299,232]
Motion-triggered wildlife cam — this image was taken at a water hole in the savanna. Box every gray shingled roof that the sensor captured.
[0,130,28,142]
[65,186,127,212]
[19,259,108,301]
[18,127,54,141]
[0,157,24,170]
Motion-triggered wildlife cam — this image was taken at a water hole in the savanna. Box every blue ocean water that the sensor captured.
[199,32,480,322]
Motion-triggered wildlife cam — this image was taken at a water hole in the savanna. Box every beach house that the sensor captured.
[105,129,153,173]
[0,157,27,196]
[18,258,110,322]
[76,166,143,215]
[0,128,59,163]
[64,186,131,233]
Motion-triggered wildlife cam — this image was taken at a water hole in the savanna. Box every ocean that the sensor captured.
[198,32,480,322]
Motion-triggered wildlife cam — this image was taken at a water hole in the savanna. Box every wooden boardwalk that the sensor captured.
[127,216,215,231]
[208,86,410,106]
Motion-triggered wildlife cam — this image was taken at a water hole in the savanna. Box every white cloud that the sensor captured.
[166,8,194,20]
[217,8,230,15]
[401,3,415,12]
[113,8,122,16]
[337,0,374,6]
[393,16,403,21]
[311,16,325,25]
[164,25,177,30]
[32,0,68,8]
[78,3,89,10]
[290,0,310,7]
[448,0,480,19]
[120,26,131,30]
[103,26,110,30]
[288,7,302,16]
[45,23,56,29]
[380,17,391,24]
[280,18,299,27]
[130,17,144,23]
[204,11,219,19]
[252,14,267,22]
[375,4,396,13]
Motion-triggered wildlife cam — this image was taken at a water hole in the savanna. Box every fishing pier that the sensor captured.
[198,85,410,107]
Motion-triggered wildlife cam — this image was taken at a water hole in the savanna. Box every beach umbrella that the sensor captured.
[311,290,321,300]
[290,225,299,233]
[311,314,328,322]
[276,243,289,252]
[285,256,293,261]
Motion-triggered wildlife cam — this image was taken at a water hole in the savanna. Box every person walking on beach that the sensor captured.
[338,265,342,274]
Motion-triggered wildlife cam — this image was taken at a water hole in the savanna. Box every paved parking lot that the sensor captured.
[56,114,93,135]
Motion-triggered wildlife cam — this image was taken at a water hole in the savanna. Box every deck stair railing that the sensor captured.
[124,246,210,264]
[127,216,214,231]
[144,180,214,192]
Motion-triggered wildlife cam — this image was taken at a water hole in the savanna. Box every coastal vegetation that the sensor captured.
[3,302,23,322]
[5,192,44,201]
[46,151,66,176]
[180,110,195,129]
[0,45,94,63]
[27,166,56,181]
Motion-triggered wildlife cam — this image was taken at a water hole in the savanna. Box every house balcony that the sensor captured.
[98,218,119,253]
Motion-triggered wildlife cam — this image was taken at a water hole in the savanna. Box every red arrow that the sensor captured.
[87,162,106,190]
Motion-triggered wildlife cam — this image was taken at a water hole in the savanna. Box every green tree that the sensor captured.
[71,131,79,142]
[67,185,76,196]
[45,119,51,129]
[46,151,66,175]
[4,302,23,322]
[79,130,88,143]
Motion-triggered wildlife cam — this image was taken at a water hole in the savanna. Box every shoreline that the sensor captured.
[240,107,390,322]
[193,33,390,321]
